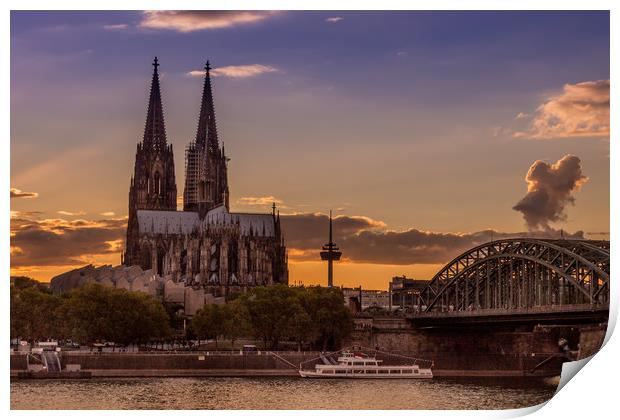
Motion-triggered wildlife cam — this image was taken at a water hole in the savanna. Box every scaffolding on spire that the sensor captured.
[194,60,219,154]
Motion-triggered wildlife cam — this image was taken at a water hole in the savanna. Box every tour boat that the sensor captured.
[299,351,433,379]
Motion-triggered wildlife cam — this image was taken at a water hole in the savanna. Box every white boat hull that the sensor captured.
[299,351,433,379]
[299,370,433,379]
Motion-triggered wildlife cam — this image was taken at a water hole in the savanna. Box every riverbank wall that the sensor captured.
[10,318,606,379]
[344,317,607,377]
[9,351,563,378]
[10,352,313,378]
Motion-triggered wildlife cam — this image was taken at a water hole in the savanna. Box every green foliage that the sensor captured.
[189,304,226,348]
[222,299,251,347]
[10,276,50,293]
[245,284,299,349]
[303,286,354,351]
[201,285,354,351]
[10,282,171,345]
[10,278,354,351]
[62,284,171,345]
[10,285,62,340]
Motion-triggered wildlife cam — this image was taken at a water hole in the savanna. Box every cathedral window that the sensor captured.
[180,249,187,278]
[228,241,238,277]
[157,246,166,276]
[140,246,152,270]
[154,172,161,196]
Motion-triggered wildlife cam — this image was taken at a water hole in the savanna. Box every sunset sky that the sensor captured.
[10,11,610,289]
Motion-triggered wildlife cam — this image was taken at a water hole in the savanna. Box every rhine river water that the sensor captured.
[11,376,559,410]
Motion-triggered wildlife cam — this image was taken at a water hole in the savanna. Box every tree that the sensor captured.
[288,303,316,351]
[245,285,298,350]
[60,284,171,346]
[190,304,226,348]
[222,299,251,350]
[10,285,62,341]
[302,287,354,351]
[11,276,50,292]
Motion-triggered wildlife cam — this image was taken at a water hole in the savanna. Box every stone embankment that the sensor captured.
[11,318,607,379]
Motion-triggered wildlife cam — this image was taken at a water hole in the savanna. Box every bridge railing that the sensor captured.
[409,303,609,318]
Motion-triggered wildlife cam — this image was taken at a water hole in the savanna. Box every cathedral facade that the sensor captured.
[124,58,288,296]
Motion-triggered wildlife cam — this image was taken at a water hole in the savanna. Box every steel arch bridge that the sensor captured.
[419,239,610,314]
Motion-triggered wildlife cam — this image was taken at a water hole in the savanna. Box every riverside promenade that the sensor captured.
[10,351,316,379]
[10,347,569,378]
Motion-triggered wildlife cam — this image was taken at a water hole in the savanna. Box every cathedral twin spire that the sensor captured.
[142,57,221,153]
[195,61,220,156]
[134,57,228,219]
[142,57,167,149]
[179,58,229,215]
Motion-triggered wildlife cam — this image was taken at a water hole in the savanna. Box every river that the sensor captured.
[11,376,559,409]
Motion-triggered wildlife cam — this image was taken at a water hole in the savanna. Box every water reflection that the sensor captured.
[11,376,558,410]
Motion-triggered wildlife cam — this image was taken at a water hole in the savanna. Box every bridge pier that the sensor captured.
[346,315,607,377]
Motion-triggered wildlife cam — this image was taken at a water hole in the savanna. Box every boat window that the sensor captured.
[323,370,334,374]
[353,361,364,366]
[414,369,419,374]
[378,369,389,374]
[390,369,401,374]
[354,369,364,374]
[336,370,346,374]
[402,370,413,374]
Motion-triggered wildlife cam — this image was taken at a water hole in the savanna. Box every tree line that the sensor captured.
[10,278,171,346]
[11,278,354,351]
[190,284,354,351]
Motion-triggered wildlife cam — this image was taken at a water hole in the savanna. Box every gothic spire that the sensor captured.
[195,60,219,153]
[143,57,167,148]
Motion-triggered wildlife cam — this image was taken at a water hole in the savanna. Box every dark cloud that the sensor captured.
[281,212,583,265]
[10,214,126,268]
[513,155,588,230]
[281,213,385,251]
[10,188,38,199]
[10,207,587,270]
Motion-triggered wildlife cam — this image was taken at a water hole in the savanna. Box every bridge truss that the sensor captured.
[420,239,610,313]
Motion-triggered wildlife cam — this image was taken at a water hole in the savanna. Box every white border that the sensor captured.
[3,1,616,419]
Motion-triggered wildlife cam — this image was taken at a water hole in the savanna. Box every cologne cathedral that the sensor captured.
[124,58,288,296]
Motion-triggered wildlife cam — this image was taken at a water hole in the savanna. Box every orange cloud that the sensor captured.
[57,210,86,216]
[10,188,38,199]
[514,80,609,139]
[236,195,284,207]
[140,11,279,32]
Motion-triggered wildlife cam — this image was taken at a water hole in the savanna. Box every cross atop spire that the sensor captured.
[142,56,167,148]
[195,59,219,154]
